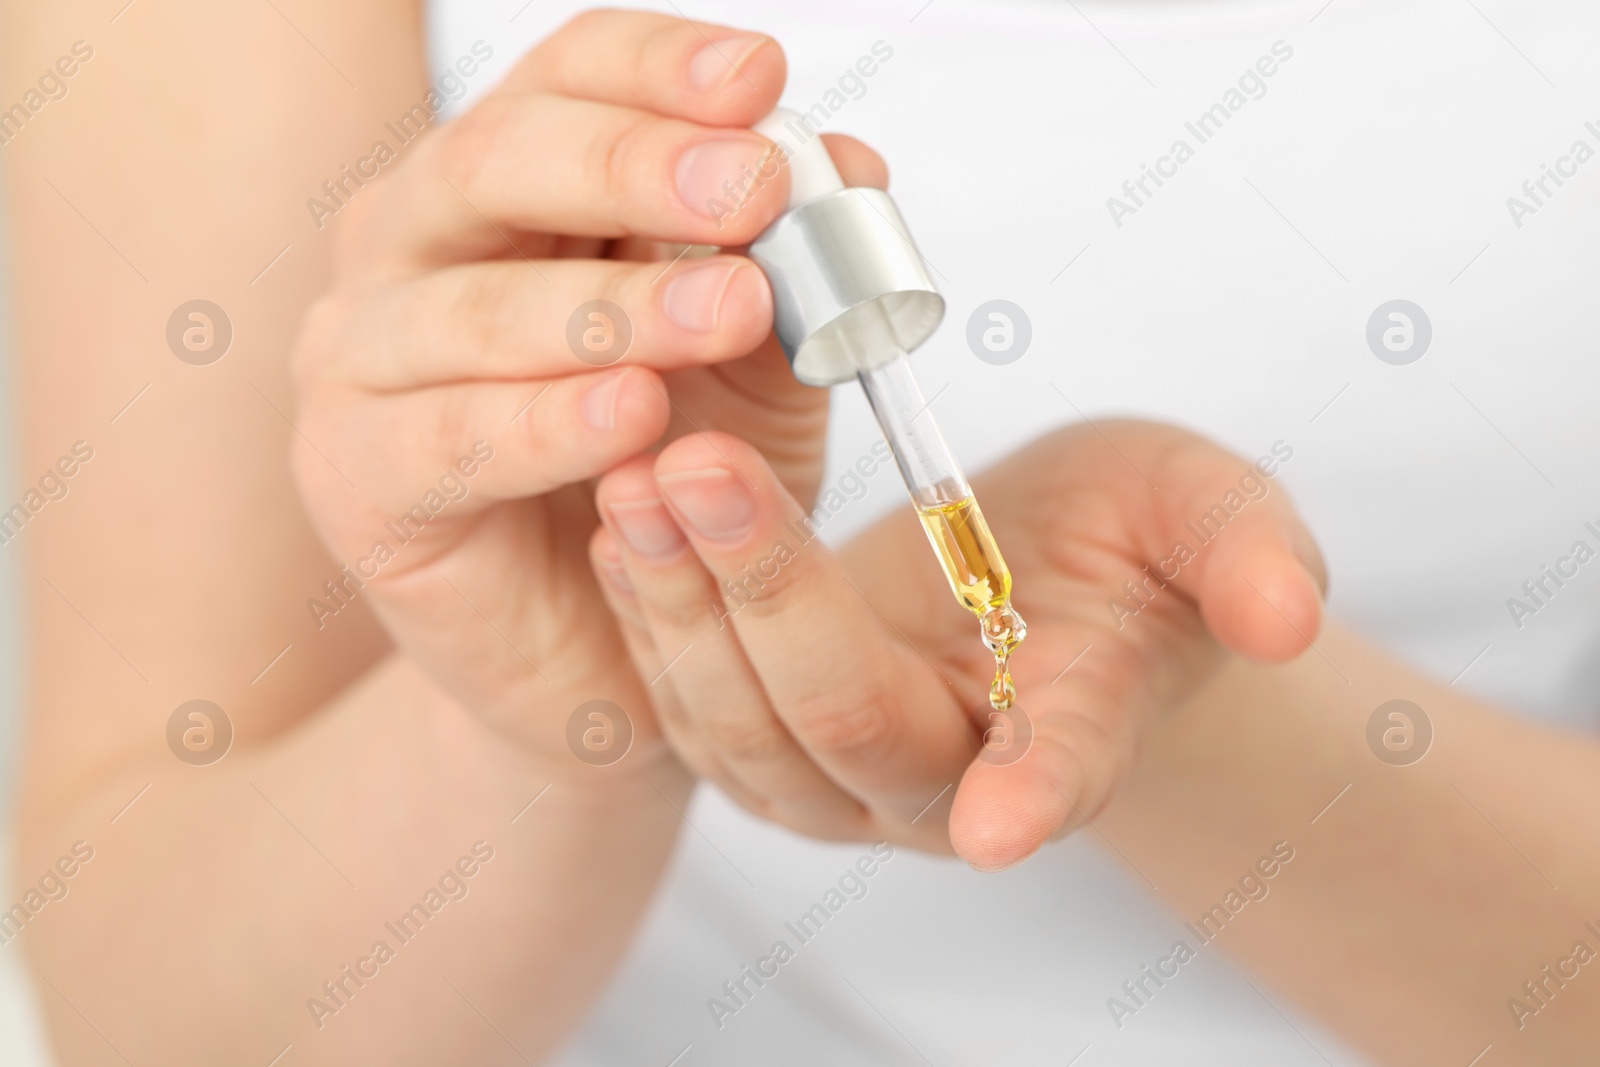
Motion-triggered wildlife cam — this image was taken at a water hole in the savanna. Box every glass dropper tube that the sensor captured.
[848,326,1027,712]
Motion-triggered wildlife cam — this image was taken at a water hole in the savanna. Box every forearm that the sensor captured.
[1103,623,1600,1065]
[15,652,688,1065]
[0,0,421,788]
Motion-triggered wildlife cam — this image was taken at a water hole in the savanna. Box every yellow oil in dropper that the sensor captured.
[916,496,1027,712]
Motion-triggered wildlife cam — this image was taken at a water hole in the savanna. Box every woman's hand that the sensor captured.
[290,10,882,773]
[589,420,1327,867]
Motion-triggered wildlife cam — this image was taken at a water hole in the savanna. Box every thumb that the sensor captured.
[1126,427,1327,663]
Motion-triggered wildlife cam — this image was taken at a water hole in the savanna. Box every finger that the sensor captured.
[594,456,871,833]
[302,367,671,522]
[511,10,786,127]
[650,432,974,819]
[603,134,885,265]
[587,518,734,790]
[589,523,656,650]
[1193,503,1325,662]
[1121,425,1325,662]
[371,95,790,268]
[321,255,773,390]
[819,133,889,190]
[947,682,1133,872]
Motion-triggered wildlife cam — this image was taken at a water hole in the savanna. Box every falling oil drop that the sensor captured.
[979,602,1027,713]
[989,657,1016,712]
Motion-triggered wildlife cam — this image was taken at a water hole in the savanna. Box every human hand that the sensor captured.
[589,420,1326,866]
[289,10,884,773]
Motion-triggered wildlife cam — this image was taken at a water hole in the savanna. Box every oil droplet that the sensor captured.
[979,602,1026,713]
[989,659,1016,712]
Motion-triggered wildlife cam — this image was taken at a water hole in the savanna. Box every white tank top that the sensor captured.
[428,2,1600,1062]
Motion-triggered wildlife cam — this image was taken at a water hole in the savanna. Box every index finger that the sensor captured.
[510,9,787,126]
[360,96,790,272]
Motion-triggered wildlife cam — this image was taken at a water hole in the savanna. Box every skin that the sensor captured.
[3,5,1597,1067]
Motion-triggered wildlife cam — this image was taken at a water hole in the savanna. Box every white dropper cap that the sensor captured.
[754,109,845,209]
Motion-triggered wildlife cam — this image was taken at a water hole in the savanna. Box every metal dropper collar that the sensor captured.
[746,109,944,387]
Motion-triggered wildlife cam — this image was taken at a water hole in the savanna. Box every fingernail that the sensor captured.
[607,499,687,562]
[581,369,629,432]
[658,468,755,543]
[663,261,740,333]
[677,137,770,219]
[688,35,765,92]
